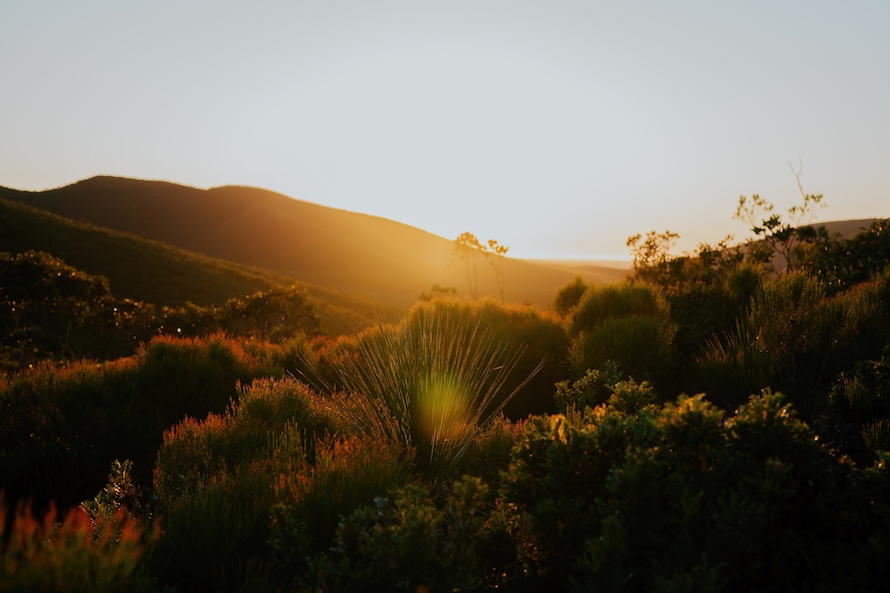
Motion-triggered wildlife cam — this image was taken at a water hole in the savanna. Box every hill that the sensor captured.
[0,197,396,335]
[0,176,627,309]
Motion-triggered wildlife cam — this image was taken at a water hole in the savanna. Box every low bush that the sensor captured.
[497,384,890,591]
[0,494,151,592]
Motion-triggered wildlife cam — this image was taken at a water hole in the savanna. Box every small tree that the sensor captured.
[453,232,485,299]
[452,233,510,300]
[487,239,509,301]
[734,161,828,271]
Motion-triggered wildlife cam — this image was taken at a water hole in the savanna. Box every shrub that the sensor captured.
[569,314,675,384]
[319,307,542,485]
[268,434,411,588]
[552,276,588,316]
[405,298,569,417]
[497,386,890,591]
[150,377,373,592]
[319,475,496,592]
[567,281,668,338]
[0,494,151,593]
[553,362,624,413]
[566,282,676,386]
[695,269,888,419]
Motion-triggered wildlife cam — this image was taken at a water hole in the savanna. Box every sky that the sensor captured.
[2,1,888,260]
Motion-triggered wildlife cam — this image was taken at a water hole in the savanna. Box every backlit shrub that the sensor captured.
[0,494,150,592]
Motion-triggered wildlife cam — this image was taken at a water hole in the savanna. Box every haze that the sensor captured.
[2,1,888,260]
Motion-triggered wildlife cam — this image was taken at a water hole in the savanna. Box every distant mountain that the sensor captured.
[1,176,627,309]
[0,196,398,335]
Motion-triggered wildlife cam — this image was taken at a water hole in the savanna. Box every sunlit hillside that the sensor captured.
[0,196,396,335]
[1,176,628,308]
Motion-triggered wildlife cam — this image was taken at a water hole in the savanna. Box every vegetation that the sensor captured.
[2,181,890,591]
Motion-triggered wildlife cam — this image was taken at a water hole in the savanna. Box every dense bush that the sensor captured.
[0,494,152,592]
[567,281,676,384]
[695,269,890,419]
[0,250,320,371]
[0,334,275,510]
[498,383,890,592]
[405,298,570,417]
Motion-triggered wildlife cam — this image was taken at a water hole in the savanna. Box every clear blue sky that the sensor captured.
[2,1,888,260]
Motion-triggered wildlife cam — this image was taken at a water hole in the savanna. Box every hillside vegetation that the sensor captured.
[0,197,396,335]
[2,178,890,592]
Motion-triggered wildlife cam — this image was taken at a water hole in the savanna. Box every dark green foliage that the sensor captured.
[498,385,890,592]
[568,281,668,338]
[695,269,889,419]
[0,250,321,371]
[552,276,588,316]
[808,218,890,292]
[0,335,272,510]
[567,282,675,384]
[150,378,407,592]
[554,362,624,413]
[318,475,500,593]
[828,350,890,461]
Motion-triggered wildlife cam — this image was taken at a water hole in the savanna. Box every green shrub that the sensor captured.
[568,281,668,338]
[319,475,496,592]
[696,269,888,419]
[150,466,272,593]
[552,276,588,316]
[268,434,410,587]
[0,358,146,510]
[827,351,890,461]
[569,314,675,384]
[498,386,890,591]
[554,362,624,413]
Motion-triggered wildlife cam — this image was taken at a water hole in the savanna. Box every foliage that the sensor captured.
[0,334,276,511]
[405,298,568,417]
[452,232,510,300]
[554,362,624,413]
[0,250,320,371]
[317,307,541,485]
[827,349,890,462]
[734,164,829,271]
[551,276,588,316]
[567,281,675,384]
[0,494,151,593]
[319,475,499,592]
[807,218,890,293]
[150,377,347,592]
[695,269,889,419]
[498,385,890,591]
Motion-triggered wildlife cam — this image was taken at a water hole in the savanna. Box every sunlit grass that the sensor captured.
[316,309,543,485]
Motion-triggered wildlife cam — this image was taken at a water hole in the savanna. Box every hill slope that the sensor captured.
[1,176,627,308]
[0,197,395,335]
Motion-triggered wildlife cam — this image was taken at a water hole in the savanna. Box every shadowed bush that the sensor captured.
[695,269,889,419]
[497,385,890,592]
[0,334,274,511]
[0,494,151,592]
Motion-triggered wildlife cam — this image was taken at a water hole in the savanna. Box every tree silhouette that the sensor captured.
[452,233,510,300]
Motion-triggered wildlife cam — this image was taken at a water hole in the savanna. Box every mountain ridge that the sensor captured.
[1,176,628,309]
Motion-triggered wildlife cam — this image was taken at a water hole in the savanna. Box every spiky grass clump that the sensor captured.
[323,309,541,484]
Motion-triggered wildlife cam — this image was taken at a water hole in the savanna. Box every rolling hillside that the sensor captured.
[0,196,399,335]
[1,176,628,309]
